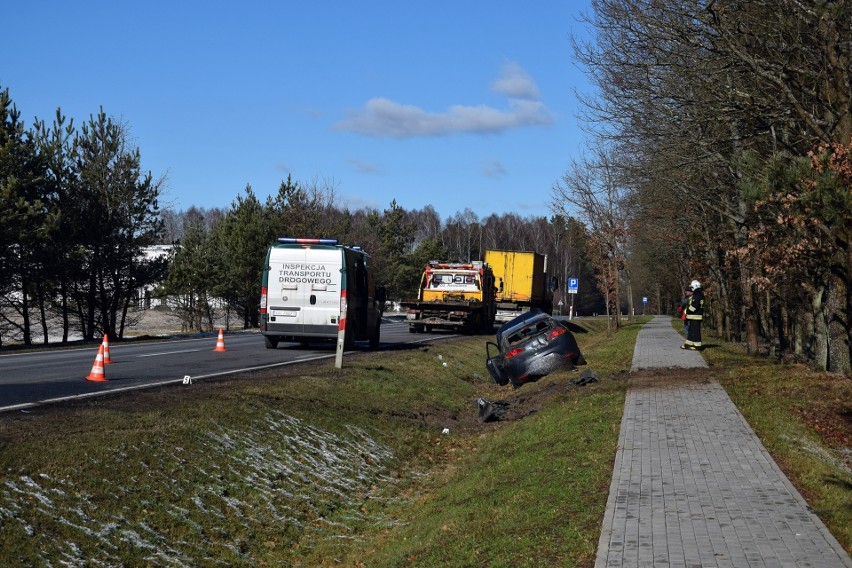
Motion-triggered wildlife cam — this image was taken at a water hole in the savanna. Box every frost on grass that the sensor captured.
[782,433,852,475]
[0,411,400,566]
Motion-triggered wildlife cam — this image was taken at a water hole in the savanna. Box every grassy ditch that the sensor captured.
[0,318,638,567]
[309,319,641,567]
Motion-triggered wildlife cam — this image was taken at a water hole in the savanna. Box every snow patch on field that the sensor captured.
[0,411,403,566]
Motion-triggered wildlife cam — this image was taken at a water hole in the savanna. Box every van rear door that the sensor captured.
[267,246,342,339]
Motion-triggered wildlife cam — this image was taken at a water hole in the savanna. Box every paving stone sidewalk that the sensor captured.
[595,315,851,567]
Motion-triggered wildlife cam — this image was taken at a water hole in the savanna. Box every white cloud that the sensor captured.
[334,62,553,138]
[490,61,540,99]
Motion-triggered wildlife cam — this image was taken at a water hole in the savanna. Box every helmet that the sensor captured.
[690,280,701,290]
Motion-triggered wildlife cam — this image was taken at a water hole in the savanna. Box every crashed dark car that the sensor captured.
[485,310,586,388]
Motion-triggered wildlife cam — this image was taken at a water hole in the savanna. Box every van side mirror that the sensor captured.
[549,277,559,292]
[376,286,387,304]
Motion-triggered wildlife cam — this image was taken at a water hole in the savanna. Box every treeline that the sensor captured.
[156,185,602,331]
[554,1,851,372]
[1,82,603,346]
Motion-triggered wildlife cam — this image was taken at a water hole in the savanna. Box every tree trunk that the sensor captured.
[204,297,215,332]
[770,295,787,357]
[714,279,729,341]
[757,290,775,342]
[604,271,612,336]
[655,283,662,316]
[812,286,829,370]
[20,265,32,346]
[73,292,87,341]
[624,268,634,321]
[86,262,98,341]
[119,292,131,339]
[792,302,805,357]
[780,302,790,354]
[36,279,49,345]
[826,271,851,374]
[737,252,760,355]
[846,245,852,372]
[60,278,69,343]
[614,260,621,330]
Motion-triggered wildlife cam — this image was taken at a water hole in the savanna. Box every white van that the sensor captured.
[260,238,384,349]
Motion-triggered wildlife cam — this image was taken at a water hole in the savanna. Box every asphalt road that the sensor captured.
[0,318,458,413]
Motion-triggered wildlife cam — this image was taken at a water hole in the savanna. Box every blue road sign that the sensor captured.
[642,296,648,304]
[568,278,579,294]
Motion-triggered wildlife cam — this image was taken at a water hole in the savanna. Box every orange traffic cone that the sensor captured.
[213,329,227,352]
[86,344,108,382]
[101,333,112,364]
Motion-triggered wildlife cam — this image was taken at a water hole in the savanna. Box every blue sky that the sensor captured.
[3,1,595,222]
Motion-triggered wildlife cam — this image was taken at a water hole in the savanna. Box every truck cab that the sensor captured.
[402,261,496,334]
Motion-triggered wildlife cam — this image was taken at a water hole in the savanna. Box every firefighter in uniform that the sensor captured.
[681,280,704,350]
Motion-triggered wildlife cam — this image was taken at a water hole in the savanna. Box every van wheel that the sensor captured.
[264,336,279,349]
[369,320,381,348]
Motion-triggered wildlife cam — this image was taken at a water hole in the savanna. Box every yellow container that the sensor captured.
[485,250,546,303]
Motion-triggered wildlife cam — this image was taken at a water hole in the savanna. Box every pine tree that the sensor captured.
[73,109,164,339]
[378,200,416,301]
[34,109,79,343]
[0,85,48,346]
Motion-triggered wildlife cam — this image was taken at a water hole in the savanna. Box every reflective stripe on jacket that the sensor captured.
[686,288,704,320]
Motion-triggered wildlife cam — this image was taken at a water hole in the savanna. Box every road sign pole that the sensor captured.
[567,277,579,319]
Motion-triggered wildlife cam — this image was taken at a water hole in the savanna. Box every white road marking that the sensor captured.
[136,348,206,357]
